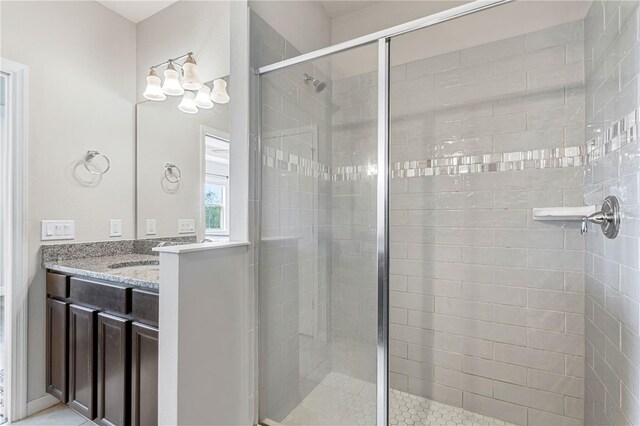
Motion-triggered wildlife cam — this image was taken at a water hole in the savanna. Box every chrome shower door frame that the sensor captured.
[376,37,390,426]
[254,2,514,424]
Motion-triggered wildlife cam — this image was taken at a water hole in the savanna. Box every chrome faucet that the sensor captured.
[581,195,621,239]
[155,241,169,247]
[200,238,213,243]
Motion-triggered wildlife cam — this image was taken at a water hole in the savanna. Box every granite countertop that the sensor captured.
[43,253,160,290]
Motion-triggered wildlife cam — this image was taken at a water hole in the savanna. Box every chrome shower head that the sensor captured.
[304,73,326,93]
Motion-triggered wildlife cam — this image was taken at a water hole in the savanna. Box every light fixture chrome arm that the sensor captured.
[149,51,194,71]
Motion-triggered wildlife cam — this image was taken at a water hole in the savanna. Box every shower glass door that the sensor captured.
[257,41,380,425]
[387,6,587,425]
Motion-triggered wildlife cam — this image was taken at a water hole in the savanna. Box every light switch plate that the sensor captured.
[146,219,157,235]
[41,220,75,241]
[110,219,122,237]
[178,219,195,234]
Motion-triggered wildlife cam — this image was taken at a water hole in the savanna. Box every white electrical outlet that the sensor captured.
[178,219,195,234]
[41,220,75,241]
[146,219,157,235]
[110,219,122,237]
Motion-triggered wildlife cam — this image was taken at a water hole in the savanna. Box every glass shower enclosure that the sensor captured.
[255,0,606,424]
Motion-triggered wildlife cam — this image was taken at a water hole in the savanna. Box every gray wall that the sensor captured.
[1,1,137,408]
[584,1,640,425]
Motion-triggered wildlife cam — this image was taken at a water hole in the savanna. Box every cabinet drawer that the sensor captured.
[70,277,131,315]
[47,272,70,298]
[131,289,158,325]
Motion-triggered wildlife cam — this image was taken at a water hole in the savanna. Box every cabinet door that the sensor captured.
[46,298,69,402]
[69,304,97,420]
[97,313,130,426]
[131,322,158,426]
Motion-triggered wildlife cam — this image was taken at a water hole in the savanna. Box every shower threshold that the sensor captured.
[270,372,516,426]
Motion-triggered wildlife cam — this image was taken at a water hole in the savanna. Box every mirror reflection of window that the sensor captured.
[204,134,229,237]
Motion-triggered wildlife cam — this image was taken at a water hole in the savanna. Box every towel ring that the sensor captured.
[164,163,182,183]
[84,150,110,175]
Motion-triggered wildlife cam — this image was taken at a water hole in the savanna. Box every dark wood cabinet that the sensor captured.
[46,272,159,426]
[70,277,131,315]
[46,298,69,402]
[131,289,159,326]
[131,322,158,426]
[68,304,98,420]
[97,313,130,426]
[46,272,69,299]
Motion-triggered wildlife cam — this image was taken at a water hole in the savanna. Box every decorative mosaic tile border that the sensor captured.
[262,108,640,179]
[262,145,332,180]
[389,146,583,178]
[263,145,585,181]
[586,109,639,164]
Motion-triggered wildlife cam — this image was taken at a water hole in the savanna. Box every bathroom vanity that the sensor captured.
[42,243,162,426]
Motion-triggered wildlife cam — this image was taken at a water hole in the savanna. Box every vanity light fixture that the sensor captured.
[178,91,198,114]
[162,61,184,96]
[195,85,214,109]
[142,68,166,101]
[181,54,203,90]
[143,51,229,114]
[210,79,230,104]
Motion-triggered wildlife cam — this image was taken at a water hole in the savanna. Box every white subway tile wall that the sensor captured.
[584,1,640,425]
[358,20,585,425]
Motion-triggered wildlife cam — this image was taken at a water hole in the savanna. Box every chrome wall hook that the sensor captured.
[581,195,621,239]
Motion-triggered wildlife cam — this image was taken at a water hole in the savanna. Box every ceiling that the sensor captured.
[97,1,178,23]
[319,1,378,18]
[98,0,383,23]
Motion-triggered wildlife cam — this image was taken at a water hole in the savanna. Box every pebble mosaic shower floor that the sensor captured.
[281,372,516,426]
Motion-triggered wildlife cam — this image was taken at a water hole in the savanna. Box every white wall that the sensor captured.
[249,0,331,55]
[157,244,249,425]
[136,0,230,104]
[330,0,590,79]
[0,0,137,407]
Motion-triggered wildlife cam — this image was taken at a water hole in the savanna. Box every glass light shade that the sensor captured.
[194,86,214,109]
[181,62,203,90]
[210,79,230,104]
[143,70,166,101]
[178,91,198,114]
[162,66,184,96]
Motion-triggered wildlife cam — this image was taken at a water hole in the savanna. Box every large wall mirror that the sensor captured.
[136,79,230,240]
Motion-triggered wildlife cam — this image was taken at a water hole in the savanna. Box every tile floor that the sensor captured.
[281,372,516,426]
[15,376,514,426]
[11,405,94,426]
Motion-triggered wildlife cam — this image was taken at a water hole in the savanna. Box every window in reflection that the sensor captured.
[204,134,229,236]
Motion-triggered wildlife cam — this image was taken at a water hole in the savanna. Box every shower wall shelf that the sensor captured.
[532,206,597,221]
